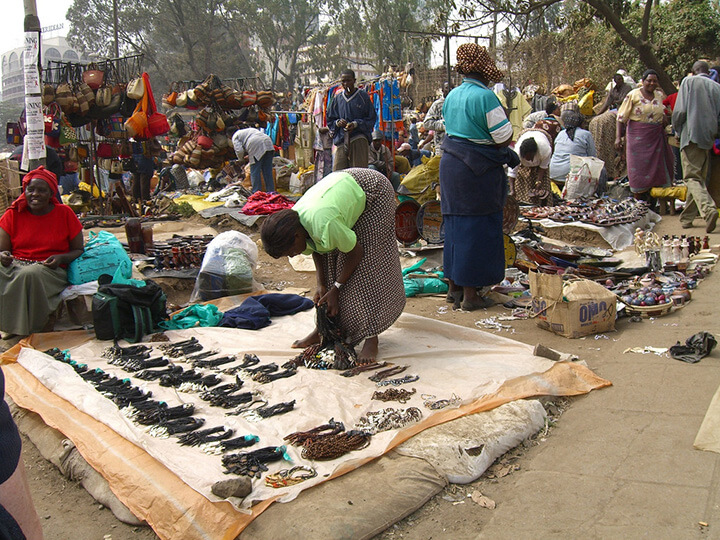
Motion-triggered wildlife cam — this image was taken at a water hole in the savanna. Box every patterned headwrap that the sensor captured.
[561,110,584,141]
[455,43,504,82]
[9,166,59,212]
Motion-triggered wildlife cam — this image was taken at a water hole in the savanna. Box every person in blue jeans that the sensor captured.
[231,127,275,192]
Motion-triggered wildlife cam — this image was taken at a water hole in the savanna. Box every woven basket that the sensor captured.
[622,300,673,318]
[0,174,8,214]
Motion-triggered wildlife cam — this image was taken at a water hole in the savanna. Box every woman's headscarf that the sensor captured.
[455,43,504,83]
[8,166,59,212]
[561,110,584,141]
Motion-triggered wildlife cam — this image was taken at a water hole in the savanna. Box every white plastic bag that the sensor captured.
[562,155,605,200]
[186,169,205,187]
[190,231,258,302]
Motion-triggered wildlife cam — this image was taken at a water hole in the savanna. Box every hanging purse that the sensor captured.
[96,85,112,107]
[42,84,56,106]
[43,103,61,138]
[241,90,257,107]
[142,72,170,137]
[82,64,105,90]
[59,114,78,146]
[126,77,145,100]
[110,160,124,174]
[56,82,73,113]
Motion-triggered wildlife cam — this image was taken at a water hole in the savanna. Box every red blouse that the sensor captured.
[0,204,82,261]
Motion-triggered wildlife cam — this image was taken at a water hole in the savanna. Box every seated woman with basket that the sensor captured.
[0,167,84,338]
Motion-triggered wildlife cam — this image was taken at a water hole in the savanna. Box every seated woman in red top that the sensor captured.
[0,166,84,337]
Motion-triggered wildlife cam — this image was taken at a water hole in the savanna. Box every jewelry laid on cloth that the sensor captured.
[354,407,423,435]
[376,375,419,387]
[222,446,290,477]
[177,373,223,393]
[265,466,317,488]
[202,434,260,455]
[148,417,206,438]
[191,355,236,369]
[368,365,408,382]
[240,362,279,381]
[223,353,261,374]
[372,387,417,403]
[422,393,462,410]
[253,367,297,384]
[101,343,152,361]
[177,425,234,447]
[158,337,203,358]
[284,419,346,446]
[301,431,372,460]
[340,361,388,377]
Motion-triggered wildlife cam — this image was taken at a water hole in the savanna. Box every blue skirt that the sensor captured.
[443,213,504,287]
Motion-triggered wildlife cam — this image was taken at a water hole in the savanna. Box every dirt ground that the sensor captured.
[15,210,713,539]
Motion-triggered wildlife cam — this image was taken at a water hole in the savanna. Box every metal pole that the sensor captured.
[112,0,119,57]
[445,34,451,89]
[23,0,45,169]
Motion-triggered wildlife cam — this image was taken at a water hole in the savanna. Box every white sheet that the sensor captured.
[17,310,558,511]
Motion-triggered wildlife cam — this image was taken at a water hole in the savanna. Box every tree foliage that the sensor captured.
[454,0,720,94]
[326,0,446,73]
[233,0,324,91]
[66,0,255,92]
[503,0,720,93]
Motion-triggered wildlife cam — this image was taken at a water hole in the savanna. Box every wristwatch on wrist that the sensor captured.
[333,281,344,290]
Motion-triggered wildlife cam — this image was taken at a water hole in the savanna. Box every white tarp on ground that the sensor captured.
[535,210,661,250]
[4,309,610,540]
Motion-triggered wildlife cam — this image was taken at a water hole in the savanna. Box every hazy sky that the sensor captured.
[0,0,73,54]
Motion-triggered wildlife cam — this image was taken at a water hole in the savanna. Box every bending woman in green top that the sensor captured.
[261,168,405,362]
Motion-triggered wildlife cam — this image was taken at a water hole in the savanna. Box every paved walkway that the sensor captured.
[478,217,720,539]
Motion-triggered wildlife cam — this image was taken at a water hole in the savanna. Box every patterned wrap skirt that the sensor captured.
[318,168,405,345]
[625,120,673,193]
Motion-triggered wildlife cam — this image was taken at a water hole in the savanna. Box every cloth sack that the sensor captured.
[562,155,605,201]
[67,230,132,285]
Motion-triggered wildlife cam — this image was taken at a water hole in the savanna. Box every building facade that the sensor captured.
[1,35,89,106]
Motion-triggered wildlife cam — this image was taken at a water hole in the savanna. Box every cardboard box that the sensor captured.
[530,271,616,338]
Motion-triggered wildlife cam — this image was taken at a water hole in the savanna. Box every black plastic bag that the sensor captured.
[669,332,717,364]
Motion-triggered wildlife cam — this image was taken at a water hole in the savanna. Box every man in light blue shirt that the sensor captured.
[672,60,720,232]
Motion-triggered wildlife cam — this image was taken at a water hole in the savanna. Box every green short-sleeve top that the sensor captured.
[292,171,367,254]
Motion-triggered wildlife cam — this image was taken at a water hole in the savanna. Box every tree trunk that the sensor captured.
[584,0,676,94]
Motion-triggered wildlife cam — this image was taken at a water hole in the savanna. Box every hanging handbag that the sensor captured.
[43,103,61,138]
[96,85,112,107]
[82,64,105,90]
[67,146,79,162]
[74,83,90,115]
[127,77,145,100]
[6,122,21,145]
[142,72,170,137]
[241,90,256,107]
[97,142,114,158]
[256,90,274,108]
[55,82,73,112]
[110,160,124,174]
[42,84,56,106]
[78,81,96,108]
[59,114,78,145]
